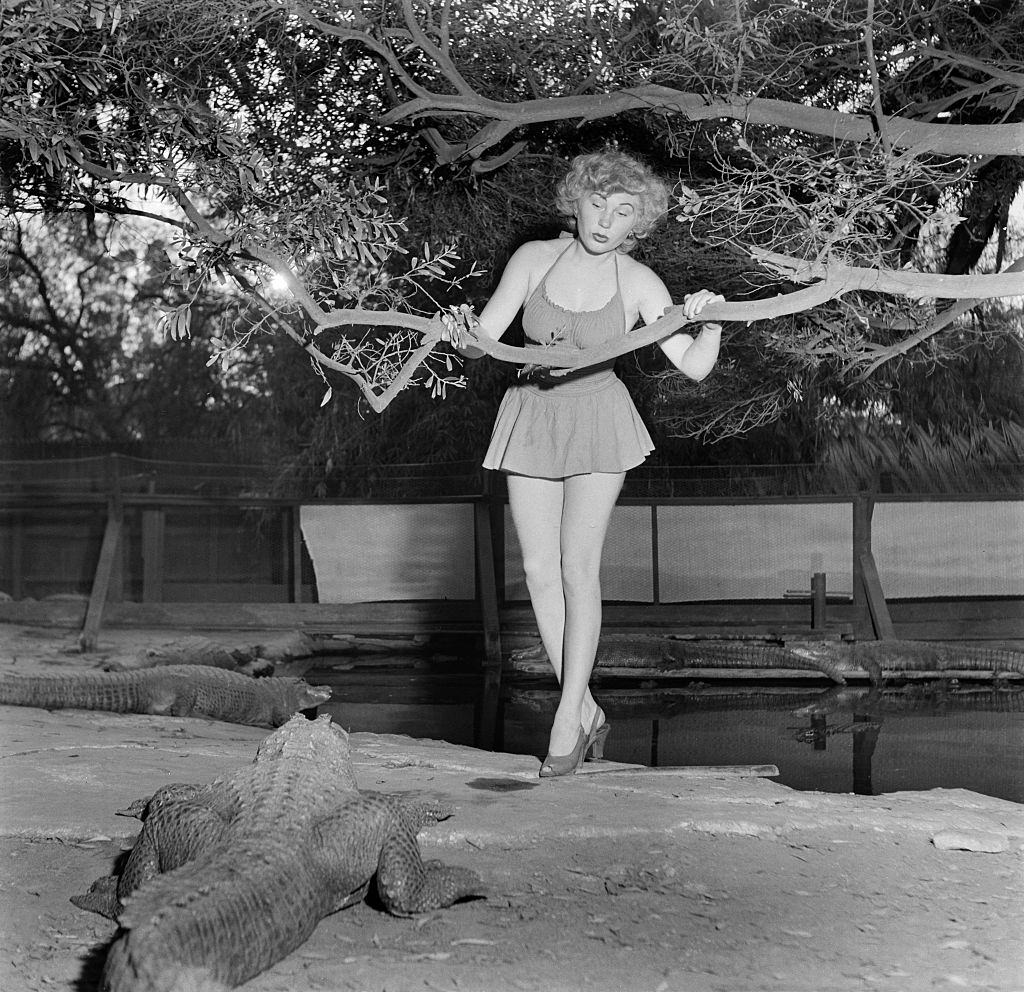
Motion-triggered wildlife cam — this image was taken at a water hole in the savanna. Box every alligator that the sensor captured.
[511,636,1024,686]
[72,714,484,992]
[509,685,831,720]
[788,640,1024,685]
[0,665,331,727]
[121,631,319,675]
[509,636,853,683]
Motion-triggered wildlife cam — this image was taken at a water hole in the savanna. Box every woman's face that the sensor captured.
[575,190,640,253]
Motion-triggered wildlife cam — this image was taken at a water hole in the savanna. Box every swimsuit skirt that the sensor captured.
[482,250,654,478]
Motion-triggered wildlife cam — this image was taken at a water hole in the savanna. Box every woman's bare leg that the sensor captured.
[506,474,601,741]
[547,471,624,756]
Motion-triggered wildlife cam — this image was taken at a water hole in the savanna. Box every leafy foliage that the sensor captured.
[1,0,1021,493]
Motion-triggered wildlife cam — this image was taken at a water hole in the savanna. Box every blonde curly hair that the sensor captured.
[555,150,670,252]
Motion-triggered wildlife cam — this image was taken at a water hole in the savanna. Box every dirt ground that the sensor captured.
[2,829,1021,992]
[1,622,1023,992]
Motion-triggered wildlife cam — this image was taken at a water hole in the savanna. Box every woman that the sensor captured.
[444,150,724,777]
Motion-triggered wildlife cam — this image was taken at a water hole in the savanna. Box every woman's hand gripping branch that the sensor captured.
[663,289,725,382]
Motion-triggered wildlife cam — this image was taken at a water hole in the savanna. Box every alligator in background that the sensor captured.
[0,665,331,727]
[72,714,484,992]
[510,636,1024,685]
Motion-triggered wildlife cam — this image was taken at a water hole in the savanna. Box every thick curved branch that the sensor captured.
[381,85,1024,158]
[283,256,1024,408]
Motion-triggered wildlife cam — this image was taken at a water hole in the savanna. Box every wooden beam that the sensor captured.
[474,498,503,749]
[859,551,896,640]
[78,501,123,652]
[852,495,874,637]
[289,506,303,604]
[578,763,780,778]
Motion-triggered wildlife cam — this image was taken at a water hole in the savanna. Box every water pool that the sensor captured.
[308,661,1024,804]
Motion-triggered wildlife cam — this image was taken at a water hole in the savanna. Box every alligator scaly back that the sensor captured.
[0,665,331,727]
[78,715,482,992]
[852,641,1024,678]
[587,636,853,683]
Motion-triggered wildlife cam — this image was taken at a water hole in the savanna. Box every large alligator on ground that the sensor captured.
[71,715,483,992]
[0,665,331,727]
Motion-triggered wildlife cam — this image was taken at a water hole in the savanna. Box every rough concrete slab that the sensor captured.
[1,622,1023,992]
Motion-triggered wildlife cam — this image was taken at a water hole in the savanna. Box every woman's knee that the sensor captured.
[522,552,562,596]
[560,553,601,599]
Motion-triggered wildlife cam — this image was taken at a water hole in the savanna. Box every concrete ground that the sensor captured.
[1,623,1023,992]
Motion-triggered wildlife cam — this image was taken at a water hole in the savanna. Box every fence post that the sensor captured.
[107,454,124,603]
[852,495,872,636]
[811,571,827,630]
[474,488,504,750]
[80,455,125,652]
[290,504,303,604]
[852,493,895,640]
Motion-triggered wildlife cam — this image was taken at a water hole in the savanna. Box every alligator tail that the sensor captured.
[0,671,145,712]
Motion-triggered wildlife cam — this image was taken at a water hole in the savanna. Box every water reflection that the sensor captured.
[308,657,1024,804]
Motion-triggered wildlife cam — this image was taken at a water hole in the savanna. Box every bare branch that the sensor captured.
[849,255,1024,380]
[752,250,1024,300]
[379,86,1024,158]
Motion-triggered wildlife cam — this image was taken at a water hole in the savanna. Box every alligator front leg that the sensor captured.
[374,800,485,916]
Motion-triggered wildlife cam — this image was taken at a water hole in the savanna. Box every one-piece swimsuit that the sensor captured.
[482,245,654,477]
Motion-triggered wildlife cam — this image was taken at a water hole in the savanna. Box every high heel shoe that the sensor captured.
[539,726,588,778]
[585,708,611,761]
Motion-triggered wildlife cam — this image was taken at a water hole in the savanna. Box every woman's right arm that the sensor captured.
[443,242,539,359]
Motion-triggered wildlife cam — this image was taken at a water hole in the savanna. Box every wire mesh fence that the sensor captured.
[0,451,1021,500]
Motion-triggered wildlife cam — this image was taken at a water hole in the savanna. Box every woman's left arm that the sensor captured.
[639,273,724,383]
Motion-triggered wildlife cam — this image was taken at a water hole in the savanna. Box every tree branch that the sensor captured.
[380,85,1024,158]
[849,255,1024,380]
[752,250,1024,299]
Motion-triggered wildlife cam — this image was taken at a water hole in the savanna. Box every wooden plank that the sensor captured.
[474,499,503,749]
[578,763,780,778]
[888,598,1024,621]
[290,506,303,604]
[890,618,1024,640]
[859,552,896,640]
[94,600,485,632]
[503,602,863,625]
[851,495,872,617]
[78,504,123,652]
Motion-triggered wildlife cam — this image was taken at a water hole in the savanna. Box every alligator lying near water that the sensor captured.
[122,631,318,675]
[788,640,1024,684]
[511,636,1024,686]
[510,636,854,682]
[72,715,483,992]
[0,665,331,727]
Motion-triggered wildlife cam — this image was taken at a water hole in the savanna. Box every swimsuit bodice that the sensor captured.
[519,247,626,387]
